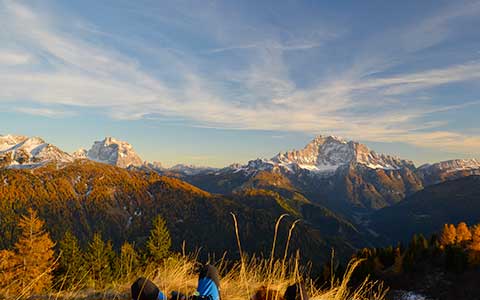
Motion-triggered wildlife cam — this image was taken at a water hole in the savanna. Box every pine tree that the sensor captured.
[14,208,56,295]
[118,242,139,278]
[57,230,85,288]
[84,232,116,288]
[146,215,171,262]
[456,222,472,244]
[440,223,456,247]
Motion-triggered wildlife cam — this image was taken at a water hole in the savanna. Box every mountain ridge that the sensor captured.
[1,133,479,213]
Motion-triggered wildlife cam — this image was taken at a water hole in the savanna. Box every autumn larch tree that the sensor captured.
[440,224,456,247]
[14,208,56,295]
[456,222,472,244]
[468,224,480,265]
[0,249,18,297]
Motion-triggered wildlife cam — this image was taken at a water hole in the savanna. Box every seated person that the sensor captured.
[131,264,221,300]
[195,263,221,300]
[284,282,308,300]
[251,282,308,300]
[131,277,167,300]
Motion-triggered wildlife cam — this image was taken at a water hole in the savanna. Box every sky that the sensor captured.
[0,0,479,167]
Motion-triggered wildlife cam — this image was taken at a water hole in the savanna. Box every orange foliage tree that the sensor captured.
[440,224,456,247]
[456,222,472,244]
[468,224,480,265]
[13,208,56,295]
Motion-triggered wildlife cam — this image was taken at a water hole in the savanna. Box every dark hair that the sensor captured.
[251,286,284,300]
[284,283,308,300]
[131,277,160,300]
[198,264,221,290]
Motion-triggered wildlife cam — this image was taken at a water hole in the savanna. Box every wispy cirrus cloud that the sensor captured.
[0,0,479,157]
[14,107,76,118]
[0,50,31,65]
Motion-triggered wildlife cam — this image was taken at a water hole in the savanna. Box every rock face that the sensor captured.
[272,135,414,173]
[83,137,144,168]
[0,134,72,168]
[417,159,480,185]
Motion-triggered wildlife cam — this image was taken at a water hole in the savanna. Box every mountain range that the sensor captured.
[1,133,479,254]
[2,133,479,213]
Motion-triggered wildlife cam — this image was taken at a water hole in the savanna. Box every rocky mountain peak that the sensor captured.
[271,135,413,173]
[84,137,143,168]
[0,134,72,168]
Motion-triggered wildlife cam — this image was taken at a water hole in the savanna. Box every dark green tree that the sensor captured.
[146,215,171,262]
[57,230,85,289]
[84,232,116,288]
[118,241,139,278]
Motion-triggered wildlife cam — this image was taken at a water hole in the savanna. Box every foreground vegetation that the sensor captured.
[0,210,387,300]
[353,222,480,299]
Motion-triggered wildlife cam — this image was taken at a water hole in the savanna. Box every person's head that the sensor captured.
[251,286,284,300]
[198,263,220,289]
[284,283,308,300]
[131,277,160,300]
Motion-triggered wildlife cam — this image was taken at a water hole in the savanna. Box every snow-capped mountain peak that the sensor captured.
[82,137,143,168]
[0,134,73,168]
[271,135,413,173]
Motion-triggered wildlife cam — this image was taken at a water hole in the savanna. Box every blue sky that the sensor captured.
[0,0,479,167]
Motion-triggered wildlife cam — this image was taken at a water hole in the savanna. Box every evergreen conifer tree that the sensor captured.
[146,215,171,262]
[119,241,139,278]
[57,230,85,288]
[84,232,116,288]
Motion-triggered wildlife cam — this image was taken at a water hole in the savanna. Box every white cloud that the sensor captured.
[0,1,479,156]
[14,107,75,118]
[0,50,31,65]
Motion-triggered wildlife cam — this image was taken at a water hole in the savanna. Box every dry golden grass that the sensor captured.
[1,215,388,300]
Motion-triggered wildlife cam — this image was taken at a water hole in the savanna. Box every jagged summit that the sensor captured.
[271,135,413,173]
[81,137,144,168]
[0,134,73,168]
